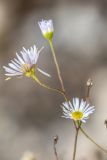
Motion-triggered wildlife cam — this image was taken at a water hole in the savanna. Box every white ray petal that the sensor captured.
[61,97,95,123]
[16,53,25,64]
[3,66,17,74]
[5,72,22,76]
[37,68,51,77]
[8,63,21,72]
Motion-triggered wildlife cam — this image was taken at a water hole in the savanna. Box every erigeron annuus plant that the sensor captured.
[3,19,107,160]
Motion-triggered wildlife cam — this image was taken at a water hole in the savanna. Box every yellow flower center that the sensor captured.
[21,64,30,73]
[71,111,83,120]
[21,64,36,77]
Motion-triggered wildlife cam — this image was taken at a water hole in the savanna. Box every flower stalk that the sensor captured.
[53,135,59,160]
[49,40,65,92]
[86,78,93,102]
[72,128,79,160]
[80,127,107,154]
[31,74,67,101]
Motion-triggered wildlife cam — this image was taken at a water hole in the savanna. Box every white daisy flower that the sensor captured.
[38,19,54,40]
[61,98,95,123]
[3,45,51,79]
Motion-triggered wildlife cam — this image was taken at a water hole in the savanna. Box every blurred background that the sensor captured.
[0,0,107,160]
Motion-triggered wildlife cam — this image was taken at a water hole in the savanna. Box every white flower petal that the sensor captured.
[16,53,25,64]
[3,66,17,74]
[38,19,54,35]
[62,102,73,112]
[72,98,79,110]
[79,99,86,111]
[5,72,22,76]
[3,45,45,79]
[8,63,21,72]
[37,68,51,77]
[21,51,30,64]
[61,115,71,119]
[61,97,95,123]
[11,60,20,69]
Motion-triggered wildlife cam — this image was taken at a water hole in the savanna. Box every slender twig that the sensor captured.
[61,92,68,102]
[33,40,79,160]
[31,74,67,101]
[48,40,78,129]
[86,86,90,101]
[49,40,65,92]
[48,40,79,159]
[32,74,77,132]
[72,128,79,160]
[83,79,107,153]
[53,135,59,160]
[85,78,93,102]
[80,127,107,154]
[54,145,58,160]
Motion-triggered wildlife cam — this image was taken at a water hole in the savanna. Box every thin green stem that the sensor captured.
[80,127,107,154]
[49,40,65,92]
[72,128,79,160]
[31,74,67,101]
[33,40,78,160]
[48,40,76,120]
[32,74,77,130]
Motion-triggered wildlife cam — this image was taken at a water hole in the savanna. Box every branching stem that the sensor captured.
[80,127,107,154]
[32,74,67,101]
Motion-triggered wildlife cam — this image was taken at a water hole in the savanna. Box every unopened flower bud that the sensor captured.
[54,135,59,145]
[38,19,54,41]
[86,78,93,87]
